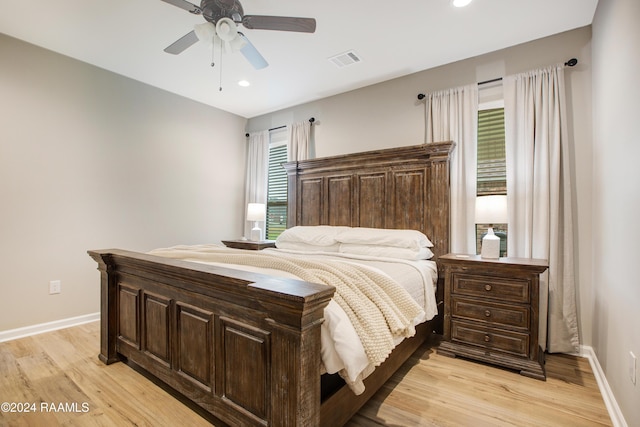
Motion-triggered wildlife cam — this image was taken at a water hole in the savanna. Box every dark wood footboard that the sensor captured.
[88,249,334,426]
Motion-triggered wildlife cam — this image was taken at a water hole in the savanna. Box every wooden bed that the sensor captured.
[88,141,454,426]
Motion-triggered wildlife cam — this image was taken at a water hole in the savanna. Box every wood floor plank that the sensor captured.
[0,322,612,426]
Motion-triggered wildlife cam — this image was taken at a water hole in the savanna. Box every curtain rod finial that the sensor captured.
[417,93,425,100]
[565,58,578,67]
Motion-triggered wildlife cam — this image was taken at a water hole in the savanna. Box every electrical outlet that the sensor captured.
[49,280,61,295]
[630,351,637,385]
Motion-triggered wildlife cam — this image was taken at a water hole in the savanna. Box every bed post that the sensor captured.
[88,250,121,365]
[250,279,334,426]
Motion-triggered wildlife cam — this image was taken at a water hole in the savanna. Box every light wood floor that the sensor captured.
[0,321,612,426]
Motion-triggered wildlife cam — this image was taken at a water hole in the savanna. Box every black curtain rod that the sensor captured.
[417,58,578,100]
[478,77,503,86]
[246,117,315,137]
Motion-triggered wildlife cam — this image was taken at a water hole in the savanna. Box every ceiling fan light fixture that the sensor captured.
[452,0,473,7]
[216,18,238,42]
[194,22,216,44]
[227,36,247,53]
[215,17,246,53]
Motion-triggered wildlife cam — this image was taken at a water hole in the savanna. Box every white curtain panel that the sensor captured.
[504,65,579,353]
[244,130,269,239]
[288,120,311,161]
[425,84,478,254]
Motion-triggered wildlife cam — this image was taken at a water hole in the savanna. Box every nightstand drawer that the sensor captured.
[451,321,529,357]
[452,274,530,303]
[451,297,529,329]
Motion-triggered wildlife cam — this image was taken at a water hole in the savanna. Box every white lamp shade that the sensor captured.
[247,203,266,222]
[475,195,508,224]
[215,18,238,42]
[194,22,216,44]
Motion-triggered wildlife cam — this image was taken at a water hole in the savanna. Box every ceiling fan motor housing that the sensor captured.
[201,0,244,23]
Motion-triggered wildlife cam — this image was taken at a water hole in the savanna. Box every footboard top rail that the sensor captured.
[88,248,335,322]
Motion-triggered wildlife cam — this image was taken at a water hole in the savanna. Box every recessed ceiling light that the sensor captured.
[453,0,473,7]
[238,80,250,87]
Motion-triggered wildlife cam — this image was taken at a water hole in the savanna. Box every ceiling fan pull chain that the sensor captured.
[219,49,223,92]
[210,35,215,67]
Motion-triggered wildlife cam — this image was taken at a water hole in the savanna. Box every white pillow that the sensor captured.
[275,225,350,247]
[339,244,434,260]
[336,227,433,249]
[275,241,340,252]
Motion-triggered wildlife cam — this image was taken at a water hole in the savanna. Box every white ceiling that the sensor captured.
[0,0,598,118]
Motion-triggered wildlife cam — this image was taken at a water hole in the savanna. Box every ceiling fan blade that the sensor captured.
[238,33,268,70]
[160,0,202,14]
[242,16,316,33]
[164,30,199,54]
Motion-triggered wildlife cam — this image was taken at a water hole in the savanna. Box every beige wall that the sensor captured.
[0,34,247,331]
[592,0,640,425]
[248,26,595,350]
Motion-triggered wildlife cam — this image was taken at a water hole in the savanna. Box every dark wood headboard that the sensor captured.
[283,141,454,261]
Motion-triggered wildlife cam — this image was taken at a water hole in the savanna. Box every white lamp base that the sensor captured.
[250,223,262,242]
[481,227,501,259]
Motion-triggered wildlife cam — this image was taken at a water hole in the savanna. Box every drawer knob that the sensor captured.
[484,310,492,317]
[484,335,491,342]
[484,284,492,291]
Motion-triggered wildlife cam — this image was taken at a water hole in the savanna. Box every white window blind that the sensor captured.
[477,107,506,196]
[266,130,288,239]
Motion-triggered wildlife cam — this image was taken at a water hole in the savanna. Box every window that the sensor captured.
[476,83,507,255]
[266,130,288,239]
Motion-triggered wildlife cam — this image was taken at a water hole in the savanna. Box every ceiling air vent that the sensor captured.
[328,50,362,68]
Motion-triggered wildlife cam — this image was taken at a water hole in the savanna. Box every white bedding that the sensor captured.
[149,244,438,394]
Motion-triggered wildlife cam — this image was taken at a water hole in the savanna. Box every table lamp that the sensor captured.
[247,203,266,241]
[475,195,508,259]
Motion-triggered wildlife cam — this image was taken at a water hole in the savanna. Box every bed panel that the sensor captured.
[390,168,427,231]
[218,316,270,421]
[356,172,386,228]
[143,292,171,366]
[299,177,323,225]
[176,303,212,388]
[327,175,353,225]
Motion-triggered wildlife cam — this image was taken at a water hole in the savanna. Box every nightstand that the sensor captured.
[221,240,276,250]
[438,253,549,380]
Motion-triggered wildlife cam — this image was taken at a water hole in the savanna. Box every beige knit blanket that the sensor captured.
[149,245,423,366]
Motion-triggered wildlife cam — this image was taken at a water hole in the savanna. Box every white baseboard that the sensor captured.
[579,345,628,427]
[0,312,100,343]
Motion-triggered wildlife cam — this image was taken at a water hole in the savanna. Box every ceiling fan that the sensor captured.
[161,0,316,70]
